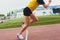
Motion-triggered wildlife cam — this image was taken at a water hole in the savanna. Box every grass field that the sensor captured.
[0,15,60,29]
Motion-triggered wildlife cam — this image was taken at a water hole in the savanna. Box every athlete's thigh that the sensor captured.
[30,14,38,20]
[24,16,30,24]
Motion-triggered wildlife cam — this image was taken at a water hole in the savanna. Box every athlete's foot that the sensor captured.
[17,34,24,40]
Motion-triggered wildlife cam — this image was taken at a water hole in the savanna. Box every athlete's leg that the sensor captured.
[19,11,38,35]
[19,16,30,34]
[17,16,30,40]
[19,12,38,34]
[17,7,31,40]
[19,7,32,34]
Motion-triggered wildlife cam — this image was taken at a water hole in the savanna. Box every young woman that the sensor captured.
[17,0,51,40]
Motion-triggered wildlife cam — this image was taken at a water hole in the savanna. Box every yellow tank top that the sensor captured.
[27,0,39,11]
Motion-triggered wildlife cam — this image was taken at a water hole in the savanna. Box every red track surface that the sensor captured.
[0,24,60,40]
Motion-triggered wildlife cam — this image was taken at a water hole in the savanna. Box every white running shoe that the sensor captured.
[17,34,24,40]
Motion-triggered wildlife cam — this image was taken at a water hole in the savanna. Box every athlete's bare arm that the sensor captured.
[43,0,51,8]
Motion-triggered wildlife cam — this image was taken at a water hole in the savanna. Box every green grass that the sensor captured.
[0,18,24,29]
[0,15,60,29]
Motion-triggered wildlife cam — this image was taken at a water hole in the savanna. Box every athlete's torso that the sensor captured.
[27,0,39,11]
[27,0,45,11]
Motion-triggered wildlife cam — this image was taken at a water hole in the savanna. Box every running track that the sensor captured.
[0,24,60,40]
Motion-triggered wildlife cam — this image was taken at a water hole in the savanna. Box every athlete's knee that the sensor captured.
[35,19,38,22]
[25,22,30,26]
[33,18,38,22]
[23,7,32,16]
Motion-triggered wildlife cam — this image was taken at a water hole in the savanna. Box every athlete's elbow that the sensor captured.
[44,6,48,8]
